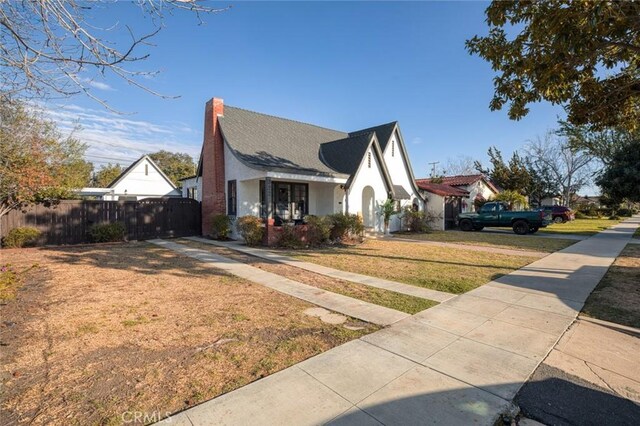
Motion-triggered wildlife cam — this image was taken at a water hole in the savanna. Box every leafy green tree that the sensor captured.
[492,190,528,210]
[525,161,559,207]
[148,150,195,187]
[0,98,89,232]
[92,163,124,187]
[467,1,640,131]
[596,138,640,204]
[474,147,531,194]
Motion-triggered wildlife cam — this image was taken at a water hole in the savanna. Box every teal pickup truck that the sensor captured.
[457,202,551,235]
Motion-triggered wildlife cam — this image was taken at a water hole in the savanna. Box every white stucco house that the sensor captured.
[197,98,425,236]
[415,174,500,230]
[79,156,181,201]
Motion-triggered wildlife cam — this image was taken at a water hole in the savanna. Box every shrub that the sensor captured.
[236,216,264,246]
[574,211,587,219]
[304,215,331,246]
[617,208,633,217]
[327,213,364,240]
[2,227,41,248]
[609,215,620,220]
[210,214,232,240]
[89,222,126,243]
[401,207,429,233]
[276,223,303,248]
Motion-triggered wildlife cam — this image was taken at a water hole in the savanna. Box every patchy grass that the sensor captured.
[0,263,38,301]
[180,240,437,314]
[539,218,620,236]
[286,239,538,294]
[0,243,376,425]
[634,227,640,239]
[581,245,640,328]
[395,230,574,253]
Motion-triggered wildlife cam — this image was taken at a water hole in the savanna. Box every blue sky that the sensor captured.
[49,1,565,178]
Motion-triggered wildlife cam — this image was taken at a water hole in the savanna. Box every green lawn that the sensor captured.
[288,239,539,294]
[634,227,640,239]
[539,218,620,236]
[395,230,575,253]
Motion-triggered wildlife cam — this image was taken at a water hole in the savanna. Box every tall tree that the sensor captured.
[475,147,532,194]
[444,155,477,176]
[558,121,639,165]
[0,1,227,108]
[596,138,640,204]
[467,1,640,131]
[526,132,594,207]
[525,161,559,207]
[148,150,195,187]
[0,98,89,230]
[93,163,124,188]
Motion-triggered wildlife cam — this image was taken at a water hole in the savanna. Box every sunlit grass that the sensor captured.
[539,218,620,236]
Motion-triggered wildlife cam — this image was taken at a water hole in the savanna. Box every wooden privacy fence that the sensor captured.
[0,198,201,246]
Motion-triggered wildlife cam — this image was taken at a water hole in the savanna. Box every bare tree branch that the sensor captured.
[0,1,229,111]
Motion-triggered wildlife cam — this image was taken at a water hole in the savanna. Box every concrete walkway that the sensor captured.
[184,237,454,303]
[158,217,639,426]
[149,239,408,326]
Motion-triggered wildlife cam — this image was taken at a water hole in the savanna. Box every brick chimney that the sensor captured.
[201,98,226,235]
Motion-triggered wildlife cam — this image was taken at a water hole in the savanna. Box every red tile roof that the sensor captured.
[415,181,469,197]
[416,174,499,194]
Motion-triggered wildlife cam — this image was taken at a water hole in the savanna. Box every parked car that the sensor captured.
[457,201,551,235]
[540,205,575,223]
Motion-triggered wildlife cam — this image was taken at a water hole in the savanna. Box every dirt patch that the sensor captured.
[0,243,376,425]
[179,240,437,314]
[581,244,640,328]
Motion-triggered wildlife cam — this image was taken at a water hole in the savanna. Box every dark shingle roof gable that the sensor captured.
[349,122,397,151]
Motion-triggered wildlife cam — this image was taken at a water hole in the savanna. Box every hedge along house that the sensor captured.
[198,98,425,237]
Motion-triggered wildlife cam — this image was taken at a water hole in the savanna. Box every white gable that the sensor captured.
[106,157,181,200]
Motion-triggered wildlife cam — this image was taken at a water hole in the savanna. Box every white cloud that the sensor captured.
[79,77,115,91]
[43,104,201,167]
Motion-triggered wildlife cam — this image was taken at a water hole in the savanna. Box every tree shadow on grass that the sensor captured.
[41,242,229,279]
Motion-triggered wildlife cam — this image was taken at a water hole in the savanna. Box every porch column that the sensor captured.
[265,177,273,219]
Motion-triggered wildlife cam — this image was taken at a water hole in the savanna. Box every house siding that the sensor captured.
[348,148,389,233]
[383,132,422,232]
[107,158,180,200]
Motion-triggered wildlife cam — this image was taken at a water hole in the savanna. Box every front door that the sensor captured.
[444,198,461,229]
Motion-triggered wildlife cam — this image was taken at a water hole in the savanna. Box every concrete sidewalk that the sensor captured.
[158,217,639,426]
[185,236,454,303]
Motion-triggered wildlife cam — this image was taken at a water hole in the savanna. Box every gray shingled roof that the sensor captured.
[219,106,350,177]
[349,122,397,151]
[392,185,411,200]
[319,133,374,176]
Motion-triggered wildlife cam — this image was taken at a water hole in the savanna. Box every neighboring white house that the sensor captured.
[78,156,181,201]
[197,98,425,236]
[414,174,500,230]
[180,176,202,201]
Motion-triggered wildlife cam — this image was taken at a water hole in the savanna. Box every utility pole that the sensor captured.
[428,161,439,177]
